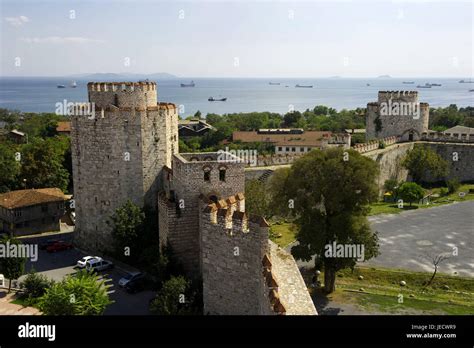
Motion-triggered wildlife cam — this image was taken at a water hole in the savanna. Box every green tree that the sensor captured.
[402,146,449,183]
[398,182,424,206]
[267,167,293,218]
[19,138,69,191]
[109,200,145,261]
[245,179,270,217]
[273,148,380,293]
[383,179,400,199]
[0,143,20,192]
[0,235,27,293]
[20,270,54,304]
[149,276,194,315]
[446,178,460,194]
[38,270,112,315]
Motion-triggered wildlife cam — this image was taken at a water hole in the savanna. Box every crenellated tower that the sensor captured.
[366,91,429,141]
[71,81,178,252]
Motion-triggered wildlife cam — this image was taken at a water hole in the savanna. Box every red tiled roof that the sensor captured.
[56,121,71,133]
[0,188,66,209]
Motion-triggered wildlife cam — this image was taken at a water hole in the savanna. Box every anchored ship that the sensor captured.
[180,80,195,87]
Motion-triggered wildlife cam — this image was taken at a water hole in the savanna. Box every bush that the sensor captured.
[38,270,112,315]
[439,187,449,197]
[446,179,460,194]
[149,276,196,315]
[20,270,53,302]
[398,182,425,206]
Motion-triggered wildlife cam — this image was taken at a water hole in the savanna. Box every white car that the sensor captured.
[77,256,101,269]
[85,258,114,272]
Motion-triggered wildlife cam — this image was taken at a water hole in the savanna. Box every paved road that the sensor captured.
[366,200,474,277]
[288,201,474,277]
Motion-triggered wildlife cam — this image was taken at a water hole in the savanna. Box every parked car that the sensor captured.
[77,256,101,268]
[85,258,114,272]
[39,239,60,250]
[46,241,73,253]
[119,272,144,287]
[125,275,147,294]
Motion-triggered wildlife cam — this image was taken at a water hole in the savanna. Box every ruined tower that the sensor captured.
[71,82,178,252]
[366,91,429,141]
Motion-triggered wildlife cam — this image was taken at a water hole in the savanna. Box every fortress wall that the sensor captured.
[419,143,474,183]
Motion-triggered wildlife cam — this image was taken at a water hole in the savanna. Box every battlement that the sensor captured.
[378,90,418,103]
[87,81,158,109]
[262,254,286,315]
[87,81,156,92]
[353,136,399,153]
[421,131,474,143]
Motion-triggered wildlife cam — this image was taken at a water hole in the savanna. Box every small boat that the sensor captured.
[208,97,227,102]
[431,83,442,87]
[402,81,415,84]
[57,85,66,88]
[70,81,77,88]
[269,82,280,85]
[417,83,432,88]
[180,80,195,87]
[295,84,313,88]
[459,80,474,83]
[469,89,474,92]
[366,83,370,86]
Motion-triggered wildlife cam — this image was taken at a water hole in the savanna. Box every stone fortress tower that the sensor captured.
[71,82,178,252]
[366,91,429,141]
[158,152,317,315]
[72,81,316,315]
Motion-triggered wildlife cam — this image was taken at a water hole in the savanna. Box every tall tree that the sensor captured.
[402,146,449,183]
[398,182,424,206]
[0,143,20,192]
[272,148,380,293]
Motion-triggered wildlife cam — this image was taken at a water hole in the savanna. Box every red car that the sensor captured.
[46,241,73,253]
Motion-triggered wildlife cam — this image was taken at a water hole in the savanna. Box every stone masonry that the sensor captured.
[71,82,178,252]
[366,91,429,141]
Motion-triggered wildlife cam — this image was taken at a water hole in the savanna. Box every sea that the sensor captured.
[0,77,473,117]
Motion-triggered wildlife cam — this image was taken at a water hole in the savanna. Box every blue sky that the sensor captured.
[0,0,472,77]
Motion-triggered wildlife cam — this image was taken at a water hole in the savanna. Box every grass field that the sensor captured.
[369,184,474,216]
[269,222,297,248]
[308,266,474,315]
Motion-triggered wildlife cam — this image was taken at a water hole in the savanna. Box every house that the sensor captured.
[7,129,26,144]
[178,118,215,138]
[232,129,350,154]
[56,121,71,136]
[0,188,66,236]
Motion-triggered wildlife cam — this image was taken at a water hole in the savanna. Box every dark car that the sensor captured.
[125,274,147,294]
[46,241,73,253]
[39,239,60,250]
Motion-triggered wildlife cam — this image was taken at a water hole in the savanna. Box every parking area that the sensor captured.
[19,233,155,315]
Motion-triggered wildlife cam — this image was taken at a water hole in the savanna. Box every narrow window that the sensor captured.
[219,169,226,181]
[204,169,211,182]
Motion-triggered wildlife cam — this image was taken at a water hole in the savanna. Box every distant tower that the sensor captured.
[366,91,429,141]
[71,82,178,252]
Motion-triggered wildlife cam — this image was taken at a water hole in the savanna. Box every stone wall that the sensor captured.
[159,153,246,276]
[200,201,270,315]
[419,143,474,183]
[71,83,177,253]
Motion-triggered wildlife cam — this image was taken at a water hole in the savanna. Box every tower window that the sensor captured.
[204,168,211,182]
[219,169,226,181]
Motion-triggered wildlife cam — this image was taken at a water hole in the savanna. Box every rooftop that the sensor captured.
[444,125,474,135]
[233,130,332,147]
[0,188,66,209]
[56,121,71,133]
